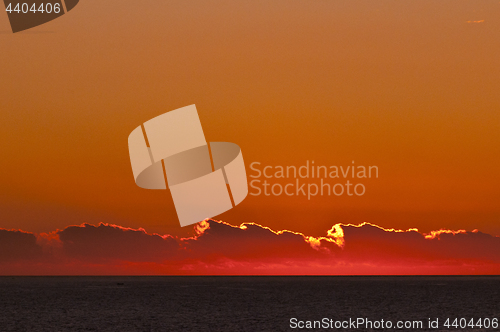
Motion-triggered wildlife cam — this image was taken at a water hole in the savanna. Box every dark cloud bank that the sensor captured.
[0,220,499,275]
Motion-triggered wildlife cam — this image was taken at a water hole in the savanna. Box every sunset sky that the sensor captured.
[1,0,499,274]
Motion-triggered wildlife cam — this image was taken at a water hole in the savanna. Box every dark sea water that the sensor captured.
[0,276,498,331]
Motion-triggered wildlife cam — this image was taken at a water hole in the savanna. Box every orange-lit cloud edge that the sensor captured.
[1,219,499,275]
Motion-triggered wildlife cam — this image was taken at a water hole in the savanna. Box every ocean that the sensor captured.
[0,276,498,331]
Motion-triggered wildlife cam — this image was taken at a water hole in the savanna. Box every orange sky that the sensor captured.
[0,0,499,240]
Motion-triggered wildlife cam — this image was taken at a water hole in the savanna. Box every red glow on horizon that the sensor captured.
[1,219,499,275]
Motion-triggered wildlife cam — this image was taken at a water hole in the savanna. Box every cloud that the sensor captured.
[0,220,499,275]
[339,223,500,267]
[0,229,42,262]
[57,223,179,263]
